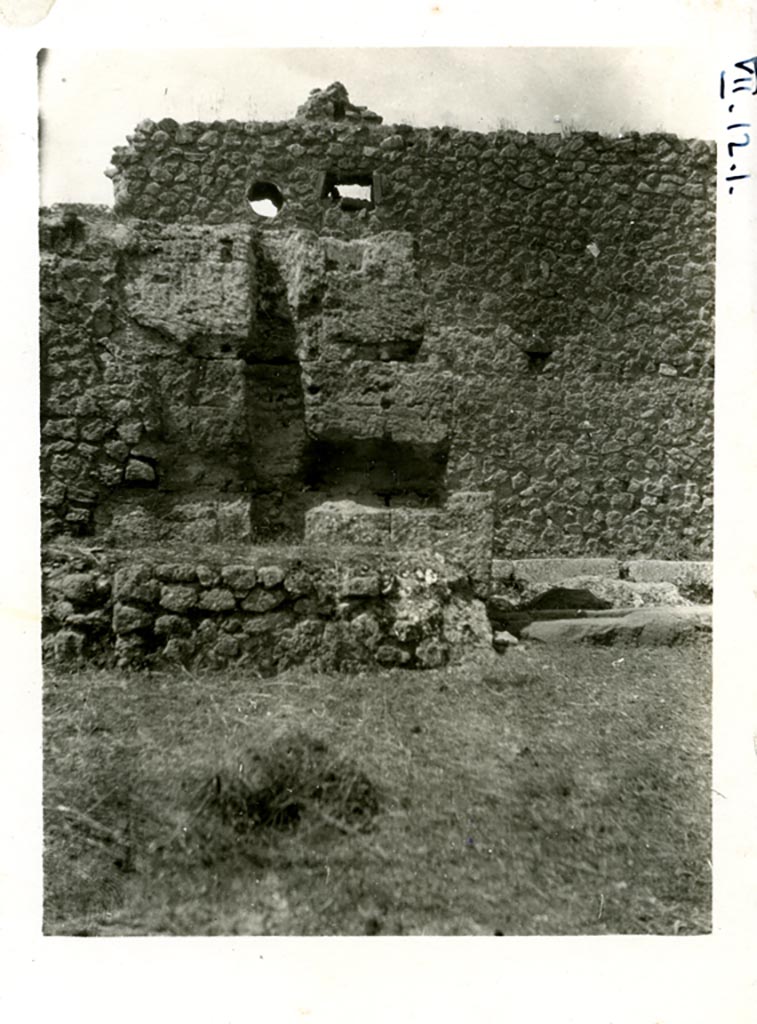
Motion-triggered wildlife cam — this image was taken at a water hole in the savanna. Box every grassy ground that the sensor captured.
[43,641,711,936]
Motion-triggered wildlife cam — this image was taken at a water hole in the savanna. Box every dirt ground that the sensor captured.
[43,640,711,935]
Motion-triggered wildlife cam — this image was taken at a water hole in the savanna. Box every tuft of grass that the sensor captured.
[199,728,380,834]
[43,642,711,936]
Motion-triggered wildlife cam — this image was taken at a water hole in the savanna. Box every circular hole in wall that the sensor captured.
[247,180,284,219]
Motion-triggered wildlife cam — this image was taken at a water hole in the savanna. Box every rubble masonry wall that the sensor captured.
[40,105,715,559]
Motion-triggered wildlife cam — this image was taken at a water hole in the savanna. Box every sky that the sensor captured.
[38,46,716,206]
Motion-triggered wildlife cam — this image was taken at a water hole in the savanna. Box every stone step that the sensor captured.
[518,605,712,646]
[488,603,641,624]
[491,559,712,606]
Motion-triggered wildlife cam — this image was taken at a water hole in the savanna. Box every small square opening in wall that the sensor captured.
[320,171,376,211]
[525,350,552,373]
[520,337,553,375]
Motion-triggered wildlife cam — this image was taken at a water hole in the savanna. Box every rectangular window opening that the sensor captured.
[525,350,552,373]
[320,171,376,211]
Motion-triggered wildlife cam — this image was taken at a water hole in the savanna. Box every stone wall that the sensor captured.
[40,83,715,560]
[42,544,492,672]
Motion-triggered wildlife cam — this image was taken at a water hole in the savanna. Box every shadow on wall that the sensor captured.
[302,438,449,507]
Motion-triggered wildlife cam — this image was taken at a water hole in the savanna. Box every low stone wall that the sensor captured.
[42,544,492,673]
[43,545,712,668]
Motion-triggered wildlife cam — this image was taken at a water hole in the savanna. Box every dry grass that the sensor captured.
[43,641,711,936]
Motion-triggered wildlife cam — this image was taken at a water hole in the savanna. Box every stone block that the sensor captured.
[98,460,124,487]
[339,572,382,598]
[391,496,493,595]
[625,559,712,597]
[67,610,110,629]
[216,498,252,543]
[196,564,219,587]
[241,588,286,613]
[155,614,192,637]
[115,634,147,668]
[511,558,621,586]
[317,619,382,672]
[491,560,515,588]
[284,565,317,597]
[214,634,240,660]
[391,592,444,644]
[435,492,494,594]
[416,636,448,668]
[167,502,218,545]
[220,565,258,593]
[319,261,425,362]
[48,599,75,623]
[54,572,97,606]
[493,630,519,649]
[165,362,249,452]
[159,584,198,613]
[113,565,159,605]
[269,229,423,363]
[48,629,86,665]
[496,575,686,612]
[376,644,411,667]
[388,368,453,446]
[113,602,154,634]
[305,500,391,546]
[521,617,625,645]
[442,597,493,651]
[273,618,325,669]
[198,588,237,612]
[301,362,453,447]
[257,565,286,588]
[117,420,143,445]
[156,563,197,583]
[109,507,161,545]
[390,508,442,550]
[300,362,389,441]
[195,619,219,644]
[242,610,294,636]
[620,605,712,643]
[162,637,194,664]
[122,223,256,349]
[259,231,326,317]
[521,606,711,645]
[124,457,156,484]
[557,578,685,608]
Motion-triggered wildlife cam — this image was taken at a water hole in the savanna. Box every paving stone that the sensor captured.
[521,605,711,645]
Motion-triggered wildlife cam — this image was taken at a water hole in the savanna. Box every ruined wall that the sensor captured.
[40,84,715,559]
[42,544,492,672]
